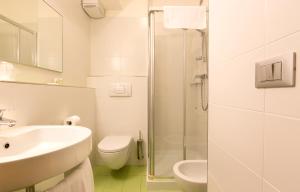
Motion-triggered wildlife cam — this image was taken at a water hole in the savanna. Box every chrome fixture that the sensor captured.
[0,109,16,127]
[200,75,208,111]
[191,74,208,111]
[255,52,296,88]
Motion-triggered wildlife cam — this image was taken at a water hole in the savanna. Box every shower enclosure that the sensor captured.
[148,9,208,178]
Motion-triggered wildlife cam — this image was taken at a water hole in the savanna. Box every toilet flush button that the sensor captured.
[110,83,132,97]
[265,64,273,81]
[273,61,282,80]
[255,51,296,88]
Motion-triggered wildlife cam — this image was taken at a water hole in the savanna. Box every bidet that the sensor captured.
[173,160,207,192]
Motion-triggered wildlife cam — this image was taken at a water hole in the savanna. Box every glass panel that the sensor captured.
[153,12,184,177]
[150,12,208,178]
[19,29,37,66]
[185,30,208,160]
[0,19,19,63]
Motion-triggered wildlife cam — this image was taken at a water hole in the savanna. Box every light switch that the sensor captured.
[273,61,282,80]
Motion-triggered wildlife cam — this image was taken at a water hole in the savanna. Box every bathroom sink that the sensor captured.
[0,125,92,192]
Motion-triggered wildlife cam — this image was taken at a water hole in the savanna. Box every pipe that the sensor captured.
[148,11,156,177]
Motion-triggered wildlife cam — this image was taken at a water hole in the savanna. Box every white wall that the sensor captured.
[87,0,148,165]
[209,0,300,192]
[0,82,96,163]
[0,82,96,192]
[149,0,202,7]
[0,0,90,87]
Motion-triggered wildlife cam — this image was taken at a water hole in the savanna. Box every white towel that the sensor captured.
[163,6,207,30]
[47,158,94,192]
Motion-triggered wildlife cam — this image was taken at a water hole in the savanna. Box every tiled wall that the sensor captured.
[149,0,204,7]
[209,0,300,192]
[0,82,96,192]
[0,82,96,161]
[0,0,91,86]
[87,0,148,165]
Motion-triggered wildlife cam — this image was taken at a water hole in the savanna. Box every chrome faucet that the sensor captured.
[0,109,16,127]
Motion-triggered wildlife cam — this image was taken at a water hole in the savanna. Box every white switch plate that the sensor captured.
[255,52,296,88]
[110,83,132,97]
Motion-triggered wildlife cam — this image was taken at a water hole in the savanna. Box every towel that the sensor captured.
[47,158,94,192]
[163,6,207,30]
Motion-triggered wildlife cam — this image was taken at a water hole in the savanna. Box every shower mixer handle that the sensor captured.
[194,74,208,80]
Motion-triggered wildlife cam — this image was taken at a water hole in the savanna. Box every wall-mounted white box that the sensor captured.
[109,82,132,97]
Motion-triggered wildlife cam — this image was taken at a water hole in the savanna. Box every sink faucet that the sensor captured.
[0,109,16,127]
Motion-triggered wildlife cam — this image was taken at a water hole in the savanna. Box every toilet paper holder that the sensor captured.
[64,115,81,126]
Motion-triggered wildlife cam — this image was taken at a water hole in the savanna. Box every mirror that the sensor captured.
[0,0,63,72]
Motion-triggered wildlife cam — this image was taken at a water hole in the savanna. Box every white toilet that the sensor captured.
[97,136,132,170]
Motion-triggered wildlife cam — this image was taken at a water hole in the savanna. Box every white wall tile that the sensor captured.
[208,141,262,192]
[209,105,263,176]
[266,0,300,43]
[265,32,300,118]
[150,0,201,7]
[87,76,147,165]
[210,48,265,111]
[210,1,300,192]
[211,0,265,62]
[0,0,91,86]
[208,174,222,192]
[264,114,300,192]
[90,17,148,77]
[88,0,148,166]
[263,180,280,192]
[0,82,96,162]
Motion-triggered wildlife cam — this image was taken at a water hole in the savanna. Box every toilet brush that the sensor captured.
[137,130,144,160]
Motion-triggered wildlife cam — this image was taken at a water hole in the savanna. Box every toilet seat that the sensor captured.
[98,136,132,153]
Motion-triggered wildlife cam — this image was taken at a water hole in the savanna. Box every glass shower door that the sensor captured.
[152,11,185,177]
[184,30,208,161]
[149,10,208,178]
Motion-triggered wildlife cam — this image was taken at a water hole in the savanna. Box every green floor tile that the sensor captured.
[127,166,147,176]
[123,175,141,192]
[101,175,124,192]
[148,190,182,192]
[111,167,129,178]
[94,175,110,192]
[93,166,112,176]
[140,175,148,192]
[93,165,180,192]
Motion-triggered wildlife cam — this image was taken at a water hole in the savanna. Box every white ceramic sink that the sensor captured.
[0,125,92,192]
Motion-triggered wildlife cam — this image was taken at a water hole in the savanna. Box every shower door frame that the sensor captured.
[148,8,188,178]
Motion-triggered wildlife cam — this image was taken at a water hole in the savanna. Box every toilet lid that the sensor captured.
[98,136,132,153]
